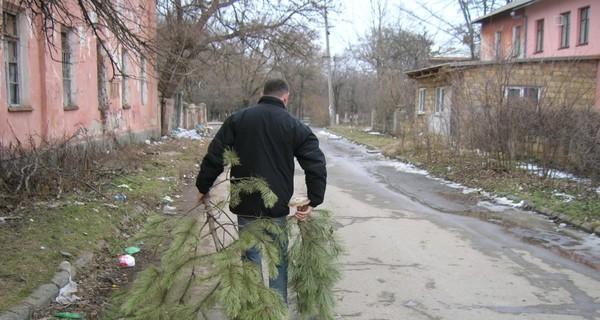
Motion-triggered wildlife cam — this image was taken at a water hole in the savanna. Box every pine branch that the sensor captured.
[111,149,341,319]
[288,209,345,320]
[230,176,278,208]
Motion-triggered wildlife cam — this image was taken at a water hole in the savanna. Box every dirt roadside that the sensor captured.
[24,174,205,320]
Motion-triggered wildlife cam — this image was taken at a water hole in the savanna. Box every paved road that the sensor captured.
[308,129,600,320]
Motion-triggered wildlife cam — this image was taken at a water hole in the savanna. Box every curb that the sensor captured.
[0,252,93,320]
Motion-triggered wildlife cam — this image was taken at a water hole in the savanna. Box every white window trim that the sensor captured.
[418,88,426,114]
[512,25,522,58]
[435,87,445,113]
[4,10,31,109]
[505,86,541,110]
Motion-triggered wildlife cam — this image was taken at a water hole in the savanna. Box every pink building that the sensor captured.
[407,0,600,138]
[0,0,159,149]
[475,0,599,60]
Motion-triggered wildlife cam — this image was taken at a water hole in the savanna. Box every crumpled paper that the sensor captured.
[56,261,81,304]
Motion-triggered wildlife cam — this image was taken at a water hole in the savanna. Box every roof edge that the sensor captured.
[472,0,539,24]
[406,55,600,78]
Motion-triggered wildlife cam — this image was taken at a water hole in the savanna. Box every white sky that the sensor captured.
[324,0,469,56]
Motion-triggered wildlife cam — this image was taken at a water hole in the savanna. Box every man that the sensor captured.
[195,78,327,303]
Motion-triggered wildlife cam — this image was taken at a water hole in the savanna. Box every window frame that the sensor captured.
[560,11,571,49]
[4,11,20,106]
[435,87,445,113]
[140,57,147,106]
[418,88,426,114]
[61,26,77,109]
[121,48,131,108]
[494,31,503,59]
[512,25,522,58]
[578,6,590,45]
[505,86,541,110]
[535,19,544,53]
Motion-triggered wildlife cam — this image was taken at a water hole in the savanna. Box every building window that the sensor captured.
[494,31,502,59]
[435,87,445,113]
[418,88,425,114]
[512,25,522,58]
[560,11,570,49]
[140,57,147,106]
[579,7,590,45]
[535,19,544,53]
[121,49,130,108]
[61,27,76,108]
[4,12,20,105]
[506,86,541,109]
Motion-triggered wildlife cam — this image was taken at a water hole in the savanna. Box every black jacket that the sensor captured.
[196,96,327,218]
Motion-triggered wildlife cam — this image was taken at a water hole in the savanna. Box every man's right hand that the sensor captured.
[294,205,314,221]
[198,192,210,205]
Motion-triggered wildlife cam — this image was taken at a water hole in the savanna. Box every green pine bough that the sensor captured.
[288,210,345,320]
[109,208,344,319]
[109,150,344,319]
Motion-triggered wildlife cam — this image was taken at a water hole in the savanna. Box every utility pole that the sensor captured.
[324,5,335,127]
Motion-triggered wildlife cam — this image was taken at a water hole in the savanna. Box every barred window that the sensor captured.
[61,27,76,107]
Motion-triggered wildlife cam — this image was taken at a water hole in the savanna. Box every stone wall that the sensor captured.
[455,59,598,111]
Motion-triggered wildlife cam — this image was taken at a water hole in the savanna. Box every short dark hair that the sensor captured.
[262,79,289,97]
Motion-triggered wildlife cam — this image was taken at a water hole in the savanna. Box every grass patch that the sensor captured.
[328,126,600,229]
[0,138,207,313]
[329,126,398,150]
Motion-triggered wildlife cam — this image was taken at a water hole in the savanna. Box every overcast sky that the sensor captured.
[324,0,469,56]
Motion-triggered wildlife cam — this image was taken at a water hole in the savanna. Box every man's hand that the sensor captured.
[294,205,314,221]
[197,192,210,206]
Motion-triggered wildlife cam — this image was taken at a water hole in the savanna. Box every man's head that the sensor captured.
[262,79,290,106]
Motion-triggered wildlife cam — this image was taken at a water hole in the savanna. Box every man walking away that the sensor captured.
[195,78,327,303]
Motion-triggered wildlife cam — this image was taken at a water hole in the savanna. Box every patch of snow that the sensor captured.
[172,127,203,140]
[554,192,575,202]
[390,161,429,175]
[319,130,342,140]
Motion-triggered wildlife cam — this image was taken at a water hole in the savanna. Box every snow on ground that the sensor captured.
[171,127,204,140]
[319,129,595,209]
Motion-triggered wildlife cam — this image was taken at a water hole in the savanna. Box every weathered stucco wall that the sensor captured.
[0,0,159,149]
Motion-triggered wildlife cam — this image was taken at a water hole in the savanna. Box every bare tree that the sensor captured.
[155,0,329,100]
[178,24,324,122]
[20,0,331,101]
[352,14,433,132]
[399,0,503,59]
[452,58,599,190]
[17,0,155,74]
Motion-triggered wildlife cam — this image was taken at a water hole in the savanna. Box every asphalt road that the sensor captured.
[308,129,600,320]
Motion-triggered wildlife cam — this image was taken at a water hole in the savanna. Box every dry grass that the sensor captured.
[329,126,600,228]
[0,135,207,313]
